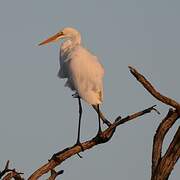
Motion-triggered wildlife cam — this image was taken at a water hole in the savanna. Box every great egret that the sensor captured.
[39,27,105,148]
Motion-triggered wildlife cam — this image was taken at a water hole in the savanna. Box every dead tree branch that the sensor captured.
[28,105,156,179]
[48,169,64,180]
[2,171,24,180]
[0,161,24,180]
[1,66,179,180]
[0,161,11,178]
[129,66,180,180]
[152,126,180,180]
[128,66,180,112]
[152,109,179,175]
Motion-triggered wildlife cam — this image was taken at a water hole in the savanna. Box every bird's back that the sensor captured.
[59,45,104,105]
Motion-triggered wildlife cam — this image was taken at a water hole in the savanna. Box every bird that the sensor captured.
[38,27,105,148]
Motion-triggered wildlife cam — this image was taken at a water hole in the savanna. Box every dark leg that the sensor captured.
[97,104,102,135]
[52,96,84,160]
[74,96,84,153]
[92,105,111,127]
[76,96,82,144]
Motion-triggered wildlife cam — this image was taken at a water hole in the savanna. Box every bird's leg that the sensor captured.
[76,96,82,144]
[96,104,102,136]
[92,105,111,127]
[92,104,104,143]
[74,96,84,151]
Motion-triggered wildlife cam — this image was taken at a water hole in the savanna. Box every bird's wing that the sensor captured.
[57,49,69,78]
[57,40,72,79]
[68,46,104,105]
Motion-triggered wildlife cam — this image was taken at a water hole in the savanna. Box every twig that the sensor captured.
[0,161,11,178]
[0,161,24,180]
[2,170,24,180]
[128,66,180,180]
[48,169,64,180]
[128,66,180,112]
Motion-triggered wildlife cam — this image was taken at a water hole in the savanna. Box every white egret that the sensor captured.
[39,27,106,147]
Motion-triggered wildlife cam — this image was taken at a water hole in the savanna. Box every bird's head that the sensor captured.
[38,27,80,46]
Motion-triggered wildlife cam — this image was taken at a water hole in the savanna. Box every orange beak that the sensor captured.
[38,32,64,46]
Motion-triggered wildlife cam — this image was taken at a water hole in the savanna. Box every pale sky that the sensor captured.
[0,0,179,179]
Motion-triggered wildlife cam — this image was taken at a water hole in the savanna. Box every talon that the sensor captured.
[73,142,84,158]
[93,130,103,141]
[77,153,83,158]
[73,142,84,152]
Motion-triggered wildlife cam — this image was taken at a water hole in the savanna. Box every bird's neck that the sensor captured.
[61,36,81,51]
[72,34,81,45]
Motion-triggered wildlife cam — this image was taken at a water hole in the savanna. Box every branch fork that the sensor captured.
[1,66,179,180]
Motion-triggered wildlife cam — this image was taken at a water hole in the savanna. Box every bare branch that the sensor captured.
[3,170,24,180]
[151,109,179,175]
[128,66,180,112]
[48,169,64,180]
[28,105,155,179]
[128,66,180,180]
[0,161,24,180]
[151,126,180,180]
[2,169,24,180]
[0,161,10,178]
[1,66,179,180]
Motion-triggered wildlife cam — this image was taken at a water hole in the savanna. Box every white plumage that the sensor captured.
[40,27,104,105]
[59,44,104,105]
[39,27,105,146]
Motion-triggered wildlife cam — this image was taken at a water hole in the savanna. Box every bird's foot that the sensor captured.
[93,130,104,143]
[73,141,84,151]
[95,130,102,138]
[73,141,84,158]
